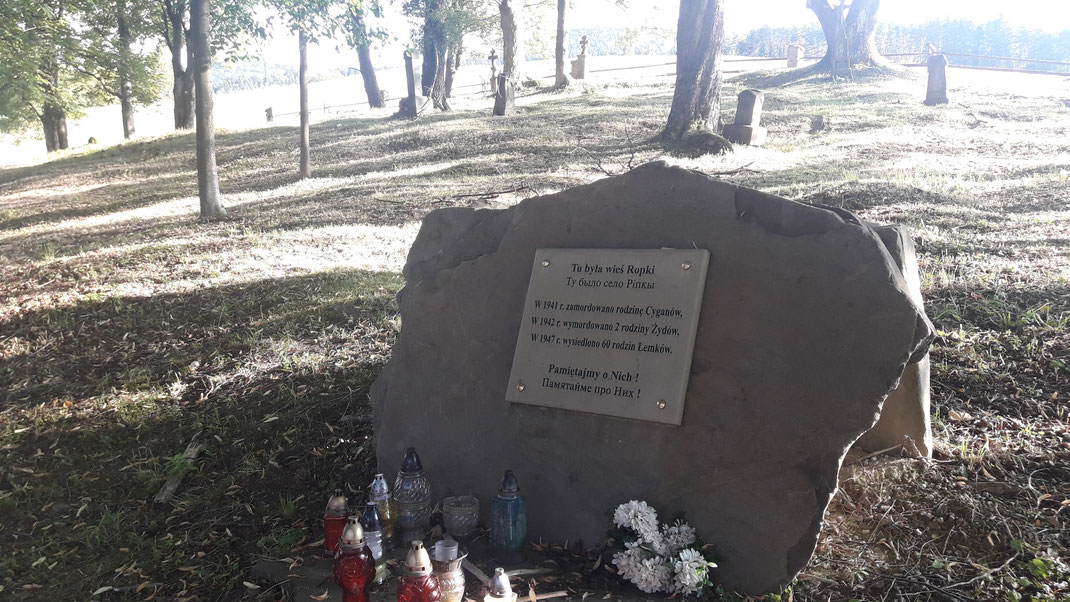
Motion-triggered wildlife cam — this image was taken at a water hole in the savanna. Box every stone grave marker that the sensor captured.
[786,43,803,69]
[723,89,767,146]
[570,35,588,79]
[489,49,499,96]
[492,73,515,116]
[372,161,933,594]
[399,51,430,117]
[925,53,949,105]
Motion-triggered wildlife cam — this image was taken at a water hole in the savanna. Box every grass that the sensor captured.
[1,63,1069,601]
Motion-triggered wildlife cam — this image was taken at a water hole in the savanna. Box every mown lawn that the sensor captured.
[1,64,1068,601]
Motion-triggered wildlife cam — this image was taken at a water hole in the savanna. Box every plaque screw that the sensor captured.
[657,400,666,410]
[541,260,550,268]
[517,381,526,392]
[681,262,691,270]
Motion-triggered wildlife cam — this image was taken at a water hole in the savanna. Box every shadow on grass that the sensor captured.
[0,267,402,407]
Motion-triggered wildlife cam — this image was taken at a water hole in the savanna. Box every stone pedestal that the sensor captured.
[924,54,949,105]
[570,55,586,80]
[399,96,431,118]
[492,74,515,116]
[724,89,767,146]
[723,124,767,146]
[786,44,803,69]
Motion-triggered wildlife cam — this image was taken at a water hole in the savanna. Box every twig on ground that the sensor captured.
[847,444,904,465]
[154,434,205,505]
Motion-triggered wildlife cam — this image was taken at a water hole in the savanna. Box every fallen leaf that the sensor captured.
[310,590,330,600]
[242,581,260,589]
[948,409,971,422]
[262,415,279,424]
[92,586,113,595]
[31,556,46,567]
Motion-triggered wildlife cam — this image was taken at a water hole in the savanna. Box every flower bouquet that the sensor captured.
[609,500,718,595]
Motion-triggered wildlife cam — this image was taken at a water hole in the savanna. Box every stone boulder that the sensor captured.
[371,161,933,594]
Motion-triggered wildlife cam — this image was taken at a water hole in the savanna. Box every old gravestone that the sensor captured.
[925,53,950,106]
[786,43,803,69]
[399,51,430,117]
[723,89,767,146]
[570,35,589,80]
[371,162,933,594]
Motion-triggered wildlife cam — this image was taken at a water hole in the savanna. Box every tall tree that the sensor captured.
[190,0,225,217]
[265,0,345,178]
[160,0,195,129]
[553,0,568,88]
[806,0,887,73]
[78,0,167,140]
[0,0,91,152]
[346,1,385,108]
[662,0,726,141]
[422,0,449,109]
[498,0,523,81]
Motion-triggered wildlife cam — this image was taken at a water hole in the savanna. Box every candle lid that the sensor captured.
[497,470,520,498]
[401,447,424,473]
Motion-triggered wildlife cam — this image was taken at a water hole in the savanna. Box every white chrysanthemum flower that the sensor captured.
[663,520,697,555]
[673,548,715,594]
[633,556,672,593]
[613,500,658,533]
[612,541,644,581]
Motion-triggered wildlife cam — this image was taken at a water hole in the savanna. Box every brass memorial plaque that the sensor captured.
[505,248,709,425]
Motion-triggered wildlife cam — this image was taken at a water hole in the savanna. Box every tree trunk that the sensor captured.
[117,0,136,139]
[165,1,196,130]
[356,46,383,108]
[422,0,444,98]
[190,0,225,218]
[41,103,68,153]
[38,55,68,152]
[351,8,384,108]
[499,0,522,81]
[806,0,887,72]
[298,29,311,179]
[444,45,461,98]
[662,0,725,139]
[554,0,568,88]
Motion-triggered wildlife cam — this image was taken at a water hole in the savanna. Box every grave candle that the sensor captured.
[324,489,348,554]
[333,517,376,602]
[394,448,431,541]
[362,502,389,585]
[398,541,442,602]
[370,473,399,548]
[490,470,527,552]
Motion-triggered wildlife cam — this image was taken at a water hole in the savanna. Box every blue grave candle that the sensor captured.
[491,470,527,551]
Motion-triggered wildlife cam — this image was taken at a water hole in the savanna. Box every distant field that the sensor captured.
[1,58,1068,601]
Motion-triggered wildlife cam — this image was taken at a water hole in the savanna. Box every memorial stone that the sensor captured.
[723,89,768,146]
[489,49,499,96]
[925,53,949,105]
[856,225,932,457]
[372,161,934,594]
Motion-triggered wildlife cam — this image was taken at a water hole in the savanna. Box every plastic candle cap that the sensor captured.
[404,540,432,576]
[490,567,513,598]
[362,502,383,531]
[370,474,391,499]
[339,517,366,548]
[326,489,347,515]
[401,447,424,473]
[498,470,520,498]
